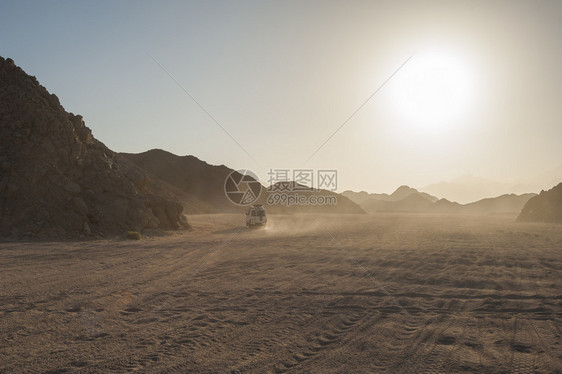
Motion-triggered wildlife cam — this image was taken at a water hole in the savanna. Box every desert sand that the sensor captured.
[1,213,561,373]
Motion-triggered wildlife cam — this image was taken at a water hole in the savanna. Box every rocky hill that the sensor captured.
[0,56,189,239]
[122,149,364,214]
[517,183,562,223]
[343,186,438,206]
[121,149,237,213]
[341,190,390,205]
[463,193,536,214]
[388,185,439,202]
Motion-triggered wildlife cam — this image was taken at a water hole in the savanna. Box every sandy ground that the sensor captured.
[1,213,561,373]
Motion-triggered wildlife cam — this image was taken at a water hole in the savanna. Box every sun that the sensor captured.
[390,49,474,131]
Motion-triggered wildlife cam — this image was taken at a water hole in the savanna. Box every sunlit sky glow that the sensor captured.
[390,48,475,129]
[1,0,561,195]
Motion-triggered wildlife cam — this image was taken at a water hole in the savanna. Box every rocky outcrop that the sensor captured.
[517,183,562,223]
[0,56,188,239]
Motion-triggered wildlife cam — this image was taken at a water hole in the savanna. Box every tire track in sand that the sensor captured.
[273,310,368,373]
[508,317,541,374]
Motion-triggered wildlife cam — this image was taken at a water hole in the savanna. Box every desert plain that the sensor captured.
[1,213,561,373]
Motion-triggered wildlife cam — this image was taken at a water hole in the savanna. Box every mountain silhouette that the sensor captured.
[517,183,562,223]
[342,186,438,206]
[123,149,364,214]
[345,185,535,215]
[0,57,189,239]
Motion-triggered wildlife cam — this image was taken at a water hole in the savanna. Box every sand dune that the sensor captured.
[1,213,561,373]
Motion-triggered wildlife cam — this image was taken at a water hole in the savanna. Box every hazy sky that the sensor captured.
[1,0,561,193]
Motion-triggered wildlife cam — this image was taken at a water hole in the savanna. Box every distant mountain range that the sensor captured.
[343,186,438,205]
[421,171,562,204]
[344,187,536,215]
